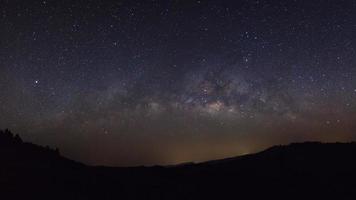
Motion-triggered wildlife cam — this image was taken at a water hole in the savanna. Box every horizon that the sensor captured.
[1,0,356,166]
[2,128,356,168]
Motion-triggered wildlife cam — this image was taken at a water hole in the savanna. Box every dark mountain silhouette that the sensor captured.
[1,129,356,200]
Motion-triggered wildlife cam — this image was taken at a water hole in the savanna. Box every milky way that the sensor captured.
[1,0,356,166]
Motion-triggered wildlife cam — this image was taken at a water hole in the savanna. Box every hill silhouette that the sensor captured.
[1,129,356,200]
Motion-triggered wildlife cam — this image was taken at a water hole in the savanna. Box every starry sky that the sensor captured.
[1,0,356,166]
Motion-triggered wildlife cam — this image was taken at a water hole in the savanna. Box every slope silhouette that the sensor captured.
[1,129,356,200]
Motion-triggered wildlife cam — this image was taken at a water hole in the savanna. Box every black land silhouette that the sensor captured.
[1,129,356,200]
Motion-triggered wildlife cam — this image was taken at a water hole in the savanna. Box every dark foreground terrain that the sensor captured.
[1,129,356,200]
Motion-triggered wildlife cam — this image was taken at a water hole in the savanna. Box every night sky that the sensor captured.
[1,0,356,166]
